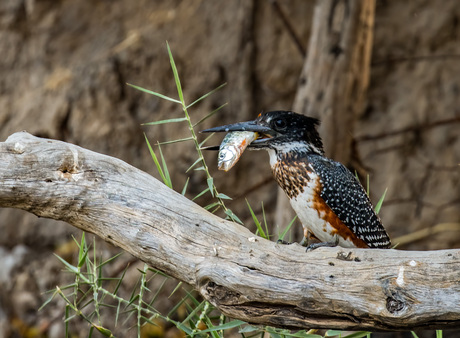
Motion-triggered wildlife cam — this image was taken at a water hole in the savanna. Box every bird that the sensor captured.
[201,111,391,250]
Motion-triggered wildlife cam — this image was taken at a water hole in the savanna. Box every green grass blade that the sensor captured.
[239,325,259,333]
[181,177,190,195]
[157,143,172,189]
[210,205,221,213]
[39,290,59,311]
[278,216,297,242]
[375,188,387,214]
[194,166,206,171]
[207,177,214,197]
[199,132,217,147]
[77,234,88,268]
[168,318,193,335]
[216,193,232,200]
[64,314,77,323]
[436,330,443,338]
[186,158,203,173]
[246,199,266,238]
[97,252,123,269]
[113,267,128,296]
[65,305,70,338]
[340,331,373,338]
[261,202,270,240]
[197,320,246,334]
[147,267,169,278]
[180,300,206,326]
[144,134,169,186]
[127,83,181,104]
[166,42,184,105]
[54,254,78,273]
[148,278,168,308]
[265,327,323,337]
[204,202,220,210]
[93,324,113,337]
[187,83,226,109]
[158,137,194,145]
[166,295,189,318]
[225,208,243,225]
[168,281,183,298]
[193,103,228,128]
[192,187,210,201]
[88,325,94,338]
[142,117,188,125]
[266,328,283,338]
[115,300,120,327]
[77,232,85,254]
[411,332,420,338]
[140,315,157,326]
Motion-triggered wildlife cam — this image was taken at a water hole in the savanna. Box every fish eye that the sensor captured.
[273,118,287,130]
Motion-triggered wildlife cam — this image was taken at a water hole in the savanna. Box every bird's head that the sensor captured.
[201,111,324,155]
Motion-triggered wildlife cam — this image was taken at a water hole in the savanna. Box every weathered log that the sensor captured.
[0,132,459,331]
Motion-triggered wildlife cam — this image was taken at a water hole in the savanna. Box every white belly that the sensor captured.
[289,173,358,248]
[267,149,359,248]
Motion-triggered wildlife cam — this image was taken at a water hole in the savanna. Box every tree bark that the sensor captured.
[1,132,460,331]
[276,0,376,236]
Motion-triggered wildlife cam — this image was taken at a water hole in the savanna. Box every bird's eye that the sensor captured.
[273,118,287,130]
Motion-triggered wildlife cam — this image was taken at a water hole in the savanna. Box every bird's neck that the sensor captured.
[267,142,323,168]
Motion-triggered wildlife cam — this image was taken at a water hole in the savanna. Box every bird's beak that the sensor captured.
[200,120,272,133]
[200,120,275,149]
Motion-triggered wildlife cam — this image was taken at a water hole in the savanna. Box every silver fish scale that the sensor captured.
[307,154,391,249]
[218,131,256,171]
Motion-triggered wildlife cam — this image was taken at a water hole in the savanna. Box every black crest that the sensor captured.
[256,111,324,154]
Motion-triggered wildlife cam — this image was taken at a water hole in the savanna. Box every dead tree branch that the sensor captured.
[1,132,460,331]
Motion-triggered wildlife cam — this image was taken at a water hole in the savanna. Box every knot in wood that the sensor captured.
[204,280,241,304]
[386,296,406,314]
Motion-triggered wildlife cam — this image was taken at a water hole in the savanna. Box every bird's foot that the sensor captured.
[305,236,339,252]
[299,236,309,247]
[300,229,319,247]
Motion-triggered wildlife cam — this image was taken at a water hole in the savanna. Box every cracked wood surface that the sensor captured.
[0,132,459,331]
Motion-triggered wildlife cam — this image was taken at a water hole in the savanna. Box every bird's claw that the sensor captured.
[305,236,339,252]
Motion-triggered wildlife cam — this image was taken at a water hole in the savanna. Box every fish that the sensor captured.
[217,131,257,171]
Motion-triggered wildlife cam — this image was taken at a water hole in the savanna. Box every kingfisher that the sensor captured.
[201,111,391,250]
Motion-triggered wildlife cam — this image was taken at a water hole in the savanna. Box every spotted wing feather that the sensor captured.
[307,154,391,249]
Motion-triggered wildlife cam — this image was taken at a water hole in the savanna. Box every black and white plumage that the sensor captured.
[201,111,391,249]
[306,154,391,248]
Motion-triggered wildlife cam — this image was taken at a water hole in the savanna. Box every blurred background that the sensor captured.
[0,0,459,337]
